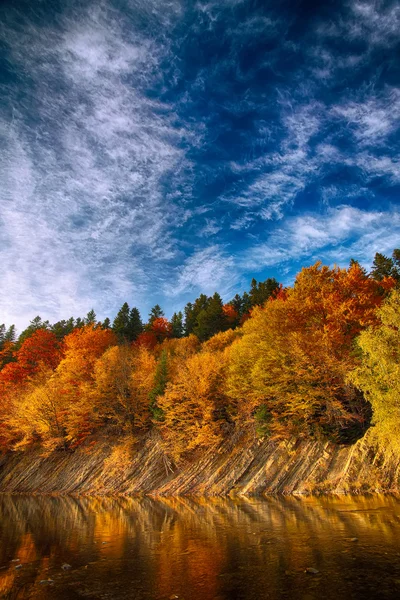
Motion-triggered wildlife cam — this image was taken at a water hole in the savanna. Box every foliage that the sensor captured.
[226,262,391,441]
[158,350,229,460]
[349,289,400,452]
[1,251,400,457]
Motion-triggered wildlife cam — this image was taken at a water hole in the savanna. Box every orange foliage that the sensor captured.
[150,317,172,342]
[54,325,117,446]
[0,329,61,387]
[222,304,238,325]
[135,331,158,350]
[57,325,117,384]
[227,262,389,440]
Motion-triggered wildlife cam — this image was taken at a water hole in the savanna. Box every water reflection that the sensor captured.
[1,494,400,599]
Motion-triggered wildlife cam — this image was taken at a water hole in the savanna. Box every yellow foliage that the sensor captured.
[226,263,383,440]
[158,350,229,460]
[202,328,240,353]
[9,367,67,451]
[91,345,155,433]
[349,288,400,453]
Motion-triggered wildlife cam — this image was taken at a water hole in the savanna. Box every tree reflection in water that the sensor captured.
[1,494,400,599]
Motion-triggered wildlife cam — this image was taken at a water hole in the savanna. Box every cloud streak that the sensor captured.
[0,0,399,330]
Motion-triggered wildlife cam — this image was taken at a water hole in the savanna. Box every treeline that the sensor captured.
[0,250,399,460]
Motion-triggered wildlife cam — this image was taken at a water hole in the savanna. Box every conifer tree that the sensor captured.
[171,311,184,338]
[128,307,143,341]
[148,304,164,325]
[112,302,131,341]
[194,293,226,341]
[85,309,97,325]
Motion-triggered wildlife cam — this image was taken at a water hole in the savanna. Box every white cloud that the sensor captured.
[164,246,237,298]
[332,90,400,147]
[0,1,194,331]
[240,206,400,272]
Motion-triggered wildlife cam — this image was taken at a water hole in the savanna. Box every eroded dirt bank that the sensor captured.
[0,430,399,495]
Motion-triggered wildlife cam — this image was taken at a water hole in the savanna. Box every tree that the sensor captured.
[0,329,62,388]
[249,277,279,307]
[17,316,50,348]
[85,309,97,325]
[370,250,400,282]
[171,312,184,338]
[226,262,391,441]
[149,350,168,421]
[194,293,227,341]
[222,304,239,328]
[129,307,143,341]
[0,325,16,370]
[9,367,67,452]
[55,325,117,446]
[51,318,76,340]
[184,295,209,336]
[349,288,400,452]
[112,302,131,341]
[148,304,164,326]
[102,317,111,329]
[151,317,172,343]
[158,350,229,460]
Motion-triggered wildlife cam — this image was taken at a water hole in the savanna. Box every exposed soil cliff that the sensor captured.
[0,429,399,495]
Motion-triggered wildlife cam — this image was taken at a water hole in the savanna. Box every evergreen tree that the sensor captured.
[249,277,279,307]
[17,316,50,347]
[51,318,76,340]
[194,292,226,341]
[184,294,210,336]
[148,350,168,421]
[102,317,111,329]
[370,251,400,282]
[148,304,164,325]
[5,325,16,343]
[85,309,97,325]
[184,302,195,336]
[241,291,252,316]
[112,302,131,341]
[171,311,184,338]
[229,294,243,315]
[128,307,143,341]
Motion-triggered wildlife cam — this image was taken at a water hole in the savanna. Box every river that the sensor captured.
[1,494,400,599]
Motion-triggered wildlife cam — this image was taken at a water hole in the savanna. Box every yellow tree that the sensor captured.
[9,367,67,451]
[226,262,390,441]
[91,344,156,434]
[349,288,400,452]
[158,350,229,460]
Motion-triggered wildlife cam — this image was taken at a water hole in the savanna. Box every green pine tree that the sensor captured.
[128,307,143,341]
[171,311,184,338]
[112,302,131,341]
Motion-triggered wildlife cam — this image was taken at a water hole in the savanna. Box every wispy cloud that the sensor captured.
[0,0,399,329]
[240,206,400,272]
[0,1,194,329]
[164,245,237,299]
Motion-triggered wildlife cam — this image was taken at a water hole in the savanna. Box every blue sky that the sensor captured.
[1,0,399,330]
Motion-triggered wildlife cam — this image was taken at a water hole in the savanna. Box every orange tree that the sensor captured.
[226,262,394,442]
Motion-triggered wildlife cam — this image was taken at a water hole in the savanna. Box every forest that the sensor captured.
[0,250,399,462]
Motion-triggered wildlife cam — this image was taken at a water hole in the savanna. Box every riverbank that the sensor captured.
[1,429,399,496]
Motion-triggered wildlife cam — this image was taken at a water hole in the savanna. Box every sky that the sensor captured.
[1,0,399,331]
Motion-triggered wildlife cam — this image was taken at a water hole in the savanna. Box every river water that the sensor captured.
[1,494,400,599]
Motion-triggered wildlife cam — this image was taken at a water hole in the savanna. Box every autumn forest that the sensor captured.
[1,250,400,463]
